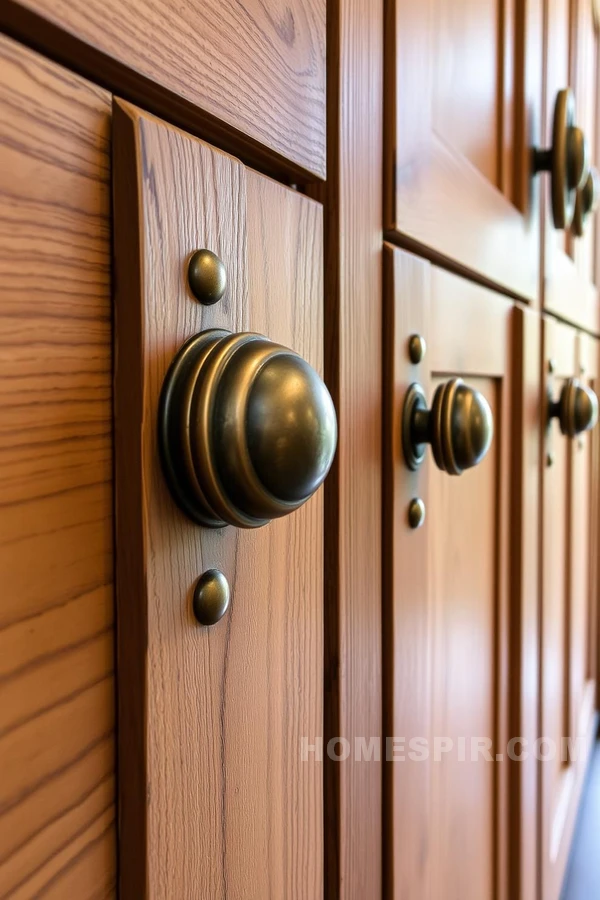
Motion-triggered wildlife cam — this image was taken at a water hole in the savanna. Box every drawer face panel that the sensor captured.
[384,0,541,302]
[383,245,514,899]
[113,101,325,899]
[8,0,326,177]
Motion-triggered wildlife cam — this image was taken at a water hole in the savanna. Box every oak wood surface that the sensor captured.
[0,34,115,898]
[539,317,598,900]
[384,0,542,302]
[383,245,514,900]
[308,0,383,894]
[1,0,325,181]
[113,99,324,899]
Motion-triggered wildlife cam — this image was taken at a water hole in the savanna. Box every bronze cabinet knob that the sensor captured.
[158,329,338,528]
[548,377,599,437]
[571,167,600,237]
[533,88,590,229]
[402,378,494,475]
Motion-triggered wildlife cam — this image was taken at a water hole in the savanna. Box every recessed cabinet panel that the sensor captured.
[113,101,324,899]
[5,0,326,178]
[540,318,599,900]
[384,0,542,301]
[383,245,514,899]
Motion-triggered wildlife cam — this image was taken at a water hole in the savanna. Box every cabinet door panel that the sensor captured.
[384,0,542,301]
[113,101,324,899]
[540,318,598,900]
[383,246,513,900]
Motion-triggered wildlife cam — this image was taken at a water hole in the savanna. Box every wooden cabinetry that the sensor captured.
[113,101,326,899]
[384,0,543,301]
[540,318,599,900]
[383,244,515,900]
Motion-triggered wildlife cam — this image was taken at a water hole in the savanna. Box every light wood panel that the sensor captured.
[113,99,325,899]
[539,318,599,900]
[384,0,542,301]
[0,34,115,898]
[1,0,325,180]
[309,0,383,894]
[383,246,513,899]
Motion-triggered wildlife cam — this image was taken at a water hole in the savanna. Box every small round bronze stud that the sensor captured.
[188,249,227,305]
[408,498,426,529]
[408,334,427,364]
[546,451,555,467]
[193,569,231,626]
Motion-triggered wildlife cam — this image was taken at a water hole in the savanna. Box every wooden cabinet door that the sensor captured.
[113,101,325,899]
[0,35,116,897]
[543,0,600,332]
[383,245,515,900]
[384,0,542,302]
[540,318,599,900]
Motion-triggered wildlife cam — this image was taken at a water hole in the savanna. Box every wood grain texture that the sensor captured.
[0,34,115,898]
[113,99,324,899]
[383,245,514,900]
[384,0,542,302]
[1,0,325,181]
[539,318,598,900]
[308,0,383,894]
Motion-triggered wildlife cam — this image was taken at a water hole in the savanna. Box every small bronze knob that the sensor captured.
[159,329,337,528]
[548,377,599,437]
[402,379,494,475]
[571,167,600,237]
[533,88,589,229]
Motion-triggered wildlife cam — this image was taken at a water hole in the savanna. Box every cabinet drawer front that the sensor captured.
[383,245,514,899]
[3,0,325,178]
[384,0,542,302]
[113,101,325,899]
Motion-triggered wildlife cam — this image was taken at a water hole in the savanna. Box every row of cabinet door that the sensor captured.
[384,243,599,900]
[385,0,600,336]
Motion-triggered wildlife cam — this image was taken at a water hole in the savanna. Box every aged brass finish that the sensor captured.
[188,249,227,305]
[408,498,426,529]
[548,377,599,437]
[572,167,600,237]
[533,89,589,229]
[408,334,427,364]
[402,378,494,475]
[193,569,230,626]
[159,329,338,528]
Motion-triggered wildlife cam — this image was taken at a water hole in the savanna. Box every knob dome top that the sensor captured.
[247,353,337,503]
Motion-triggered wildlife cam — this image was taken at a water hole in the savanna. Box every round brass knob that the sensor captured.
[533,88,589,229]
[402,379,494,475]
[571,167,600,237]
[548,377,599,437]
[159,329,338,528]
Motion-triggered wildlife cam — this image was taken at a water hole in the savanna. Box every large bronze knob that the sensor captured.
[549,377,599,437]
[402,379,494,475]
[158,329,338,528]
[533,88,589,229]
